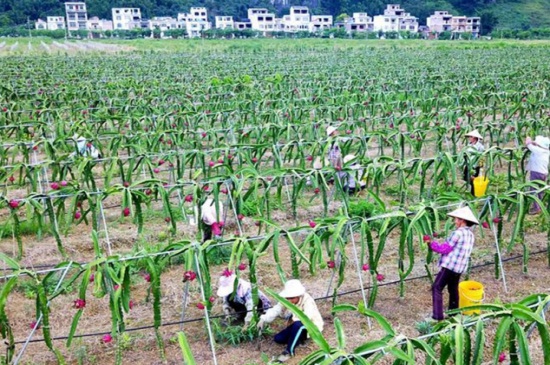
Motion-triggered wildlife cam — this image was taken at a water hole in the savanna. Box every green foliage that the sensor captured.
[211,318,272,346]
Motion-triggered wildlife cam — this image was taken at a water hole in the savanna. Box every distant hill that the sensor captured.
[0,0,549,31]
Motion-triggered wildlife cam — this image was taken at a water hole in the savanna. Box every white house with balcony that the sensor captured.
[234,21,252,30]
[35,19,47,30]
[65,2,88,31]
[178,7,211,37]
[46,16,66,30]
[310,15,333,32]
[112,8,141,30]
[248,8,276,32]
[283,6,310,32]
[149,17,180,32]
[343,12,374,33]
[427,11,480,37]
[87,17,113,31]
[373,4,418,32]
[215,16,234,29]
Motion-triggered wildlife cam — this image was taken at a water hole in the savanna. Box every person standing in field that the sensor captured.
[430,206,479,321]
[463,130,485,195]
[326,126,342,170]
[216,270,271,328]
[257,280,323,363]
[525,135,550,215]
[201,198,223,242]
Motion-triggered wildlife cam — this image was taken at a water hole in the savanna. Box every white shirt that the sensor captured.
[201,199,223,225]
[260,292,324,333]
[527,144,550,174]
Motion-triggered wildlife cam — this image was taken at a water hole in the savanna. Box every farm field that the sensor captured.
[0,39,549,365]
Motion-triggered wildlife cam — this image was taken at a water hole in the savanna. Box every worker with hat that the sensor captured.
[70,134,102,159]
[525,135,549,215]
[338,154,366,194]
[257,280,323,363]
[201,198,224,242]
[216,271,271,327]
[430,206,479,321]
[463,130,485,195]
[326,126,342,170]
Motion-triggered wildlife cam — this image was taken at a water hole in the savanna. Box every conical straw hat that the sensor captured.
[465,130,483,140]
[447,206,479,225]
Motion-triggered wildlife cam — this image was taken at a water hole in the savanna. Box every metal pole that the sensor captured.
[487,199,507,292]
[348,223,372,329]
[98,198,113,256]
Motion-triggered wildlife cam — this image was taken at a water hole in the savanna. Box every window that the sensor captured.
[258,17,264,21]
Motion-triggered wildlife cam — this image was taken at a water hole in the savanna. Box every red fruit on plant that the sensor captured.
[362,264,370,271]
[203,185,209,191]
[221,188,228,194]
[306,155,313,161]
[217,158,223,164]
[164,217,171,223]
[8,176,15,182]
[183,271,197,282]
[2,107,7,112]
[153,168,160,173]
[314,188,320,194]
[482,222,489,229]
[237,214,245,221]
[76,201,82,208]
[145,189,152,195]
[308,220,316,228]
[60,180,67,187]
[114,285,120,291]
[327,260,336,269]
[222,269,233,277]
[158,159,165,165]
[433,232,439,237]
[238,263,246,271]
[30,321,40,330]
[123,181,130,187]
[209,296,216,303]
[143,273,151,282]
[123,207,130,217]
[255,221,261,227]
[196,302,205,310]
[252,157,258,163]
[74,211,81,219]
[102,334,113,343]
[32,145,38,151]
[423,235,431,242]
[129,300,134,310]
[50,182,59,190]
[498,352,506,362]
[346,130,352,134]
[376,274,385,282]
[389,123,394,128]
[73,298,86,309]
[89,274,94,282]
[227,154,233,160]
[335,166,342,171]
[184,194,193,203]
[201,132,207,138]
[86,142,92,148]
[493,217,502,223]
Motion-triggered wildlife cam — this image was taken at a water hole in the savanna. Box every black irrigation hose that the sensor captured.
[11,248,548,346]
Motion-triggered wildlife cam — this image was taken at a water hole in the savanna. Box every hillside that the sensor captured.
[0,0,549,30]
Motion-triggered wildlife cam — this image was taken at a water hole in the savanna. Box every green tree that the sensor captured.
[479,10,498,35]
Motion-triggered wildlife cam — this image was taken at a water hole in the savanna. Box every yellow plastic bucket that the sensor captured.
[459,281,484,315]
[473,176,489,197]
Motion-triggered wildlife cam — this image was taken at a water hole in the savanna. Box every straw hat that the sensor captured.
[343,154,356,164]
[217,274,237,297]
[447,206,479,225]
[326,126,337,137]
[465,130,483,140]
[535,136,550,149]
[72,134,86,142]
[279,279,306,298]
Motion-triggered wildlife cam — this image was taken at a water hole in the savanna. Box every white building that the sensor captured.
[65,2,88,31]
[215,16,234,29]
[427,11,480,36]
[373,4,418,32]
[234,21,252,30]
[310,15,333,32]
[35,19,47,30]
[344,12,374,32]
[178,7,211,37]
[283,6,310,32]
[47,16,66,30]
[149,17,180,31]
[87,17,113,31]
[248,8,276,32]
[112,8,141,30]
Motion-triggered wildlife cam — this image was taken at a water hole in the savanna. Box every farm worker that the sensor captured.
[217,271,272,327]
[326,126,342,170]
[257,280,323,363]
[71,134,101,159]
[430,206,479,321]
[462,130,485,195]
[201,198,224,242]
[525,135,550,215]
[338,154,366,194]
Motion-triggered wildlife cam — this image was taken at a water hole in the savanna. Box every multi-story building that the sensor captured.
[47,16,66,30]
[112,8,141,30]
[310,15,333,32]
[149,17,180,32]
[373,4,418,32]
[427,11,480,36]
[65,2,88,31]
[179,7,211,37]
[234,21,252,30]
[215,16,234,29]
[344,12,374,32]
[248,8,276,32]
[283,6,310,32]
[87,17,113,31]
[35,19,47,30]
